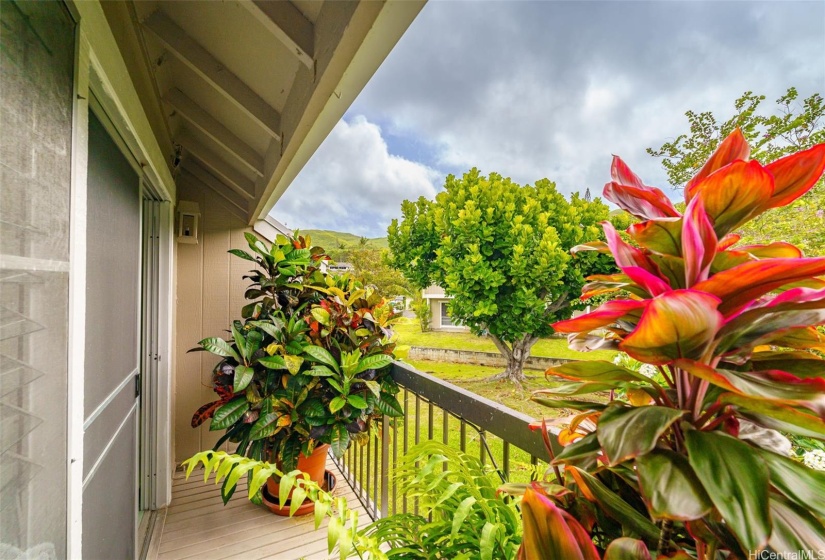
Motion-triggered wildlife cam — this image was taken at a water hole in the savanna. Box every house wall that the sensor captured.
[428,298,469,332]
[173,185,261,462]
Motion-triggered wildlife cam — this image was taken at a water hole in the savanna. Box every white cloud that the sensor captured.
[347,0,824,200]
[272,117,439,238]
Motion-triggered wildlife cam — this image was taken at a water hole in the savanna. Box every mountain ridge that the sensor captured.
[296,229,388,251]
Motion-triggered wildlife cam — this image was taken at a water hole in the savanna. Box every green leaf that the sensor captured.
[567,467,660,543]
[353,354,393,375]
[597,404,684,465]
[307,365,336,377]
[685,429,771,550]
[280,438,301,473]
[301,399,326,418]
[244,232,270,259]
[249,412,284,441]
[532,397,607,412]
[364,380,381,398]
[278,472,295,507]
[249,319,285,339]
[376,393,405,417]
[248,466,271,501]
[329,396,347,413]
[197,337,240,362]
[310,307,330,326]
[721,393,825,436]
[231,323,248,361]
[537,382,616,396]
[233,365,254,392]
[758,448,825,520]
[283,354,304,375]
[768,495,825,554]
[327,514,342,554]
[546,360,652,383]
[479,522,497,560]
[554,432,601,465]
[635,449,713,520]
[302,345,339,370]
[210,397,248,431]
[314,496,329,530]
[329,424,350,458]
[346,395,368,409]
[228,248,256,261]
[603,538,652,560]
[289,486,307,517]
[451,496,477,538]
[257,355,287,370]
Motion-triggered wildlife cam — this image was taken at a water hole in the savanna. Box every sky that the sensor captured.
[272,0,825,238]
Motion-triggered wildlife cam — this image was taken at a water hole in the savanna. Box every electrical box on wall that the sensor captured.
[176,201,200,244]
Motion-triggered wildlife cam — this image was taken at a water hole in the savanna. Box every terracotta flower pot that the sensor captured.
[261,470,337,516]
[265,443,329,500]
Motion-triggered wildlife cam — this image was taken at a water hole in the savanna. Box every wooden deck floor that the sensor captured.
[144,457,368,560]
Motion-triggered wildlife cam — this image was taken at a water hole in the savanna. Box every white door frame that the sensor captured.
[66,1,176,555]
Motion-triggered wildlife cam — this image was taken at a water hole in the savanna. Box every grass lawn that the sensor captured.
[392,317,618,362]
[402,359,557,420]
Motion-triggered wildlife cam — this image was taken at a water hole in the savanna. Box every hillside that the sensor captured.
[299,229,388,251]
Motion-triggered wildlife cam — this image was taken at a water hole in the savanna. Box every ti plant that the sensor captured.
[189,232,402,478]
[528,130,825,558]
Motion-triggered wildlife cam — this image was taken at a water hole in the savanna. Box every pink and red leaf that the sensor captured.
[619,290,723,365]
[685,128,750,197]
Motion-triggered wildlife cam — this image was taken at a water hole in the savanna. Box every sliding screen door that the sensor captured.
[81,111,141,560]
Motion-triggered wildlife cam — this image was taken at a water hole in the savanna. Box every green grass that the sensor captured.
[392,317,618,362]
[402,359,556,420]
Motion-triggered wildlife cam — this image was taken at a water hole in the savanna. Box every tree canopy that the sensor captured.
[331,243,411,299]
[648,87,825,255]
[388,169,614,381]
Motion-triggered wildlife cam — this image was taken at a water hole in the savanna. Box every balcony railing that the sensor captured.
[330,361,562,521]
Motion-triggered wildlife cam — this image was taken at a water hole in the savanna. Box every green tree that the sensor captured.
[388,169,614,382]
[339,245,411,299]
[648,87,825,255]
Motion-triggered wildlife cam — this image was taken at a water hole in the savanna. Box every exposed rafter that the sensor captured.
[180,163,250,217]
[240,0,314,69]
[142,10,282,139]
[178,129,257,200]
[165,88,264,177]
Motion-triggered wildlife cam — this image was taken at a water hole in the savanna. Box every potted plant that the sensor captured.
[506,130,825,558]
[190,232,404,511]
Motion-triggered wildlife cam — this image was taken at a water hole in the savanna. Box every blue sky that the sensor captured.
[273,0,825,238]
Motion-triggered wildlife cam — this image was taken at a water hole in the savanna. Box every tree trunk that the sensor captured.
[487,334,539,383]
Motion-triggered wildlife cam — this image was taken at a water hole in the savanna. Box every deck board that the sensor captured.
[148,457,370,560]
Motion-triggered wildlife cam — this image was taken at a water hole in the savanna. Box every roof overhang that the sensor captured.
[94,0,425,222]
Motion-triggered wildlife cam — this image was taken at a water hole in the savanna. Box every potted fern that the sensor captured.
[190,233,404,513]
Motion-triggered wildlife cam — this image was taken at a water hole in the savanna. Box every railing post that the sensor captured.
[381,415,389,517]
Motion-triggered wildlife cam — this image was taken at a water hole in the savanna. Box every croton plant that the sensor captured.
[522,130,825,559]
[190,233,403,480]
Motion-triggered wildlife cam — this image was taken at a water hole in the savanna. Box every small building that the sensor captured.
[327,261,355,274]
[422,285,469,331]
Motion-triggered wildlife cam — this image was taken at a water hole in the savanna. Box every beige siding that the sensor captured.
[430,298,441,330]
[173,185,258,463]
[422,285,445,297]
